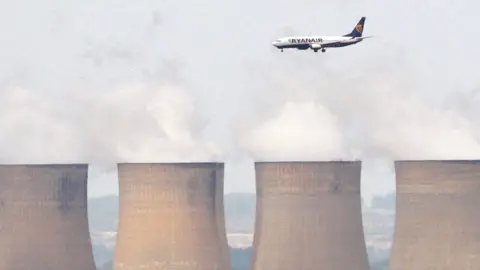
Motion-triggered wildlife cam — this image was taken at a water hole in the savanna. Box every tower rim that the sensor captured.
[254,160,361,164]
[117,162,224,165]
[395,159,480,162]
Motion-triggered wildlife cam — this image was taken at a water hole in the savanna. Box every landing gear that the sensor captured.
[313,48,326,53]
[281,49,283,52]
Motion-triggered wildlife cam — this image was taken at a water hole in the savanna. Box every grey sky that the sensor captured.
[0,0,479,203]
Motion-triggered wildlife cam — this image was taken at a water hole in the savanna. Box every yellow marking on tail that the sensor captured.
[355,24,363,32]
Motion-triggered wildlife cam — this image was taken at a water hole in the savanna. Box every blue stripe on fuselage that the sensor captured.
[323,40,360,48]
[276,40,361,50]
[277,44,310,50]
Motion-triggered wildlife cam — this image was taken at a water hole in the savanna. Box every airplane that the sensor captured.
[271,17,372,53]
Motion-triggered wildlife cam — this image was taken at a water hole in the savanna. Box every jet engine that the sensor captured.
[310,43,325,52]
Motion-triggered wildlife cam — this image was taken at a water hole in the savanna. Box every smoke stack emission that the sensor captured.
[250,161,370,270]
[238,101,349,161]
[238,50,480,163]
[0,164,96,270]
[0,83,222,164]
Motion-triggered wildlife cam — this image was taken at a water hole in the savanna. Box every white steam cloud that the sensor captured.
[357,84,480,160]
[239,101,348,161]
[236,56,355,161]
[0,86,85,163]
[237,49,480,161]
[2,0,480,168]
[0,2,222,165]
[0,82,222,164]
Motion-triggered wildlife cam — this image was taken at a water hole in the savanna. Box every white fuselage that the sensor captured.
[272,35,363,51]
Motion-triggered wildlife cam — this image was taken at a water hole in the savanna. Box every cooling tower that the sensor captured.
[113,163,232,270]
[250,161,370,270]
[0,164,96,270]
[389,160,480,269]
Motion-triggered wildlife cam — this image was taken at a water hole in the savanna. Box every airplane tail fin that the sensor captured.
[344,17,365,38]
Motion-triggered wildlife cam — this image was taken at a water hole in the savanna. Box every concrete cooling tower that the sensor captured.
[389,160,480,269]
[0,164,96,270]
[113,163,232,270]
[250,161,370,270]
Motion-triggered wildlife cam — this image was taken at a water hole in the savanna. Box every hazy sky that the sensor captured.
[1,0,479,203]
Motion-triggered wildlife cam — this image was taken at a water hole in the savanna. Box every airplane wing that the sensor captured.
[357,36,373,40]
[345,35,373,41]
[320,40,340,45]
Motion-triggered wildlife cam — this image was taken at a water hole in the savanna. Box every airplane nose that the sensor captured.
[272,41,279,47]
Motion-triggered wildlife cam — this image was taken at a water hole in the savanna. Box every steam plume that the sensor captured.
[0,2,221,165]
[0,82,222,164]
[239,101,348,161]
[237,47,480,161]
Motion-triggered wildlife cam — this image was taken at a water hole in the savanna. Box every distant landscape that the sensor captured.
[88,192,395,270]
